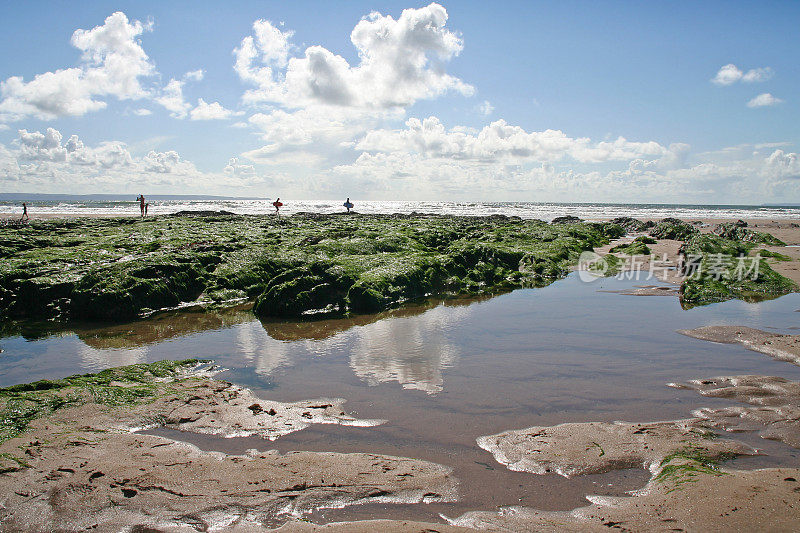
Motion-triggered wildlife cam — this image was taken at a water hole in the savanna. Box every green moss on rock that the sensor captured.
[680,233,797,306]
[0,359,203,444]
[609,237,652,256]
[0,214,620,320]
[649,218,699,240]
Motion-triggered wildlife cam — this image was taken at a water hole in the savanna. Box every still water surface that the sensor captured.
[2,274,800,522]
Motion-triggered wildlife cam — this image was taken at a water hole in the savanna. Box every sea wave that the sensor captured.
[2,199,799,222]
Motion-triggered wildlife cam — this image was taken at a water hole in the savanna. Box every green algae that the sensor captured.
[712,222,786,246]
[609,236,652,256]
[654,445,735,493]
[0,452,30,474]
[609,216,655,233]
[0,359,203,445]
[754,248,792,261]
[0,214,619,320]
[679,232,797,306]
[648,218,699,241]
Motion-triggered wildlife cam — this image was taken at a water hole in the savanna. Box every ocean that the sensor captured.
[2,197,800,221]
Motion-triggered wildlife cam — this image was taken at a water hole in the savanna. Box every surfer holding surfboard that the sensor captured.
[343,197,354,213]
[273,198,283,214]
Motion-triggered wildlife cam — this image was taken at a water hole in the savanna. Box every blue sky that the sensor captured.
[0,1,798,202]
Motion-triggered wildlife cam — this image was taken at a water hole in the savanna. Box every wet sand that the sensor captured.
[0,369,458,531]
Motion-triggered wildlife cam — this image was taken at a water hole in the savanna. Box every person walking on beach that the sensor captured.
[273,198,282,215]
[343,197,354,213]
[20,202,29,222]
[136,195,146,217]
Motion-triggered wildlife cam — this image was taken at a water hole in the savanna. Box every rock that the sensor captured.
[550,215,582,224]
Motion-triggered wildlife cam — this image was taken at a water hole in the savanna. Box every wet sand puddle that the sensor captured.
[3,273,800,525]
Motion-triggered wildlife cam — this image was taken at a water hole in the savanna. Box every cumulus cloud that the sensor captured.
[747,93,784,108]
[133,108,152,116]
[712,64,773,86]
[0,127,271,192]
[356,116,670,164]
[156,72,240,120]
[155,78,191,118]
[0,13,230,123]
[0,12,154,121]
[235,3,472,109]
[247,106,399,154]
[329,142,800,203]
[190,98,242,120]
[16,128,68,161]
[765,149,800,180]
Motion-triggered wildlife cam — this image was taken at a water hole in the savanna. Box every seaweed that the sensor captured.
[654,445,735,493]
[679,233,796,306]
[649,218,699,240]
[609,238,652,256]
[712,223,786,246]
[0,359,203,445]
[756,249,792,261]
[0,215,620,320]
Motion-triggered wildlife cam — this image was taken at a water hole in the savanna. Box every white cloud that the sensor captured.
[0,12,154,121]
[765,149,800,180]
[16,128,67,161]
[140,150,195,174]
[712,63,773,86]
[157,76,241,120]
[155,78,191,118]
[0,127,272,192]
[235,3,472,109]
[223,157,256,177]
[356,116,670,164]
[742,67,774,83]
[328,143,800,203]
[184,69,205,82]
[478,100,494,116]
[133,108,152,116]
[747,93,784,108]
[241,147,326,167]
[189,98,242,120]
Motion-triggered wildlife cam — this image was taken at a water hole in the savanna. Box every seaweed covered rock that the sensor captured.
[609,216,653,232]
[649,217,699,240]
[254,263,352,316]
[550,215,582,224]
[712,222,786,245]
[609,236,654,255]
[0,215,622,321]
[71,259,206,320]
[679,233,796,306]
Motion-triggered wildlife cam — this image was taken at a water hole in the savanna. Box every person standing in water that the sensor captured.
[343,197,354,213]
[20,202,29,222]
[273,198,282,214]
[136,195,146,217]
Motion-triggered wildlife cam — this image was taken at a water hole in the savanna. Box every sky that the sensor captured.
[0,1,798,203]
